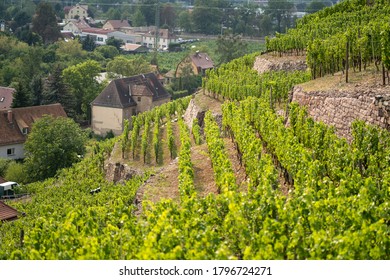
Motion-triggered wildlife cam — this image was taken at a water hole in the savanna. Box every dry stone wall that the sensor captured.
[292,86,390,141]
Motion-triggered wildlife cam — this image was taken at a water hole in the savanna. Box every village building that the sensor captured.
[0,104,67,159]
[62,19,90,35]
[176,52,215,77]
[91,73,171,136]
[142,28,177,50]
[64,4,89,20]
[103,20,131,31]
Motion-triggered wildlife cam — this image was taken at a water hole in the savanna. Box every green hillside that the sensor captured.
[1,0,389,260]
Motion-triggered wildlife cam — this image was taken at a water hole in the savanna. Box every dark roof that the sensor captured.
[92,73,170,108]
[105,20,131,29]
[0,201,19,222]
[0,87,15,110]
[190,52,214,70]
[0,103,67,146]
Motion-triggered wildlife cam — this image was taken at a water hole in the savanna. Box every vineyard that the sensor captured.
[1,0,389,260]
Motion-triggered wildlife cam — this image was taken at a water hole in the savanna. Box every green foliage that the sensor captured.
[106,56,152,78]
[62,60,102,120]
[192,118,201,145]
[24,115,87,182]
[31,2,61,44]
[0,158,11,177]
[216,34,248,65]
[4,161,28,185]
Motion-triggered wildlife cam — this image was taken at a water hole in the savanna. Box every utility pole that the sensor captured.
[154,0,160,52]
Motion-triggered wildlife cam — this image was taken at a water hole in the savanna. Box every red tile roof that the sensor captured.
[0,87,15,110]
[0,201,19,221]
[82,28,113,35]
[190,52,214,70]
[0,104,67,146]
[105,20,131,29]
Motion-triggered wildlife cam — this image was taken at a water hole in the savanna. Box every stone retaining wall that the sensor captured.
[292,86,390,140]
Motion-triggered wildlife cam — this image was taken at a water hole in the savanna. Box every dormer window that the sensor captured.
[22,127,28,135]
[0,97,4,102]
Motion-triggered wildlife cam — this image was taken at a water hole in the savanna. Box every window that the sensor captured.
[0,97,4,102]
[132,108,136,116]
[22,127,28,135]
[97,37,104,42]
[7,148,15,156]
[137,97,141,102]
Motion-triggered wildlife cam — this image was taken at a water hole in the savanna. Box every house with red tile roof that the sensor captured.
[142,28,177,50]
[62,18,90,35]
[0,104,67,159]
[176,52,215,77]
[0,87,15,110]
[103,20,131,31]
[0,201,19,222]
[91,73,171,136]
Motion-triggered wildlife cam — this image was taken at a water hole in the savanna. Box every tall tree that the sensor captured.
[62,60,102,120]
[43,65,76,118]
[216,33,247,65]
[31,2,61,44]
[192,0,229,35]
[24,115,87,182]
[265,0,294,33]
[30,75,44,106]
[11,81,32,108]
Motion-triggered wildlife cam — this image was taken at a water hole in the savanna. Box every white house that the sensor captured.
[0,104,67,159]
[81,28,114,45]
[62,19,90,35]
[142,28,177,50]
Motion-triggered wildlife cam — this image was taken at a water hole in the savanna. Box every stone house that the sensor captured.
[91,73,171,136]
[0,104,67,159]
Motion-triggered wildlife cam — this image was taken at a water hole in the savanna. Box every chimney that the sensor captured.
[7,109,12,124]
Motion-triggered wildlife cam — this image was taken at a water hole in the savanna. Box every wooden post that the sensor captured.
[346,40,349,83]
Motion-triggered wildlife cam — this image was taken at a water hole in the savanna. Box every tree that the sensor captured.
[11,81,32,108]
[81,35,97,51]
[306,1,326,13]
[30,75,44,106]
[106,56,152,78]
[132,8,147,26]
[24,116,87,182]
[43,65,76,118]
[106,37,124,51]
[265,0,294,33]
[62,60,102,120]
[178,10,193,33]
[31,2,61,44]
[216,34,247,65]
[160,3,176,31]
[192,0,227,35]
[94,45,119,59]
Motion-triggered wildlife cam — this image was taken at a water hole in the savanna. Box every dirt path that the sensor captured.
[191,144,218,197]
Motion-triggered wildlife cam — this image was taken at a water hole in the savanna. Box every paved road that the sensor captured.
[179,33,265,43]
